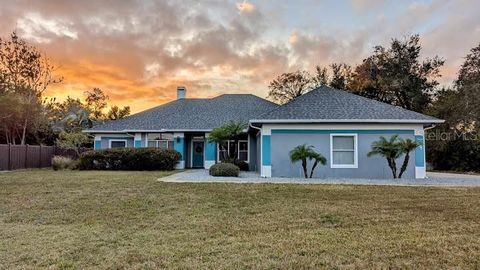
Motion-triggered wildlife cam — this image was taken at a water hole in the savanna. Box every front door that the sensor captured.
[192,141,204,168]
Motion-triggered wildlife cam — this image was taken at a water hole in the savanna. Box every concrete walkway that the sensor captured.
[159,170,480,187]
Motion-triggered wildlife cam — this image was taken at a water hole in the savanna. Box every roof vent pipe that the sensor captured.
[177,86,186,99]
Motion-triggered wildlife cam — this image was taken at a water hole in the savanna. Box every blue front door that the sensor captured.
[192,141,204,168]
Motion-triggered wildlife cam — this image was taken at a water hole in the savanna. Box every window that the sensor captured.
[217,139,249,162]
[147,133,174,149]
[330,134,357,168]
[238,141,248,161]
[109,140,127,148]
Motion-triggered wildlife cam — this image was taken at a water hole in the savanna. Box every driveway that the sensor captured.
[159,170,480,187]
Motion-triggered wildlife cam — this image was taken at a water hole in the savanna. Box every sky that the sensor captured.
[0,0,479,113]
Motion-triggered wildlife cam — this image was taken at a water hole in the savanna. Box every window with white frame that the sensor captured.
[147,133,174,149]
[330,134,357,168]
[238,140,248,161]
[109,140,127,148]
[217,140,248,162]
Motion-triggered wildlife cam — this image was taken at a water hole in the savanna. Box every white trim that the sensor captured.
[176,160,185,169]
[108,139,127,149]
[250,119,444,124]
[330,134,358,169]
[260,123,425,135]
[261,165,271,177]
[84,129,213,133]
[415,167,426,179]
[204,160,215,169]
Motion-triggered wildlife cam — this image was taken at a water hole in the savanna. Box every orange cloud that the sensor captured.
[236,1,256,13]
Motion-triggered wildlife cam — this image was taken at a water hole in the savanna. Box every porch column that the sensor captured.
[173,132,185,169]
[204,133,216,169]
[94,134,102,150]
[134,133,142,148]
[414,128,426,179]
[261,127,272,177]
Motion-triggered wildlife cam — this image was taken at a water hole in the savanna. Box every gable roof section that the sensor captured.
[85,94,279,132]
[251,86,443,124]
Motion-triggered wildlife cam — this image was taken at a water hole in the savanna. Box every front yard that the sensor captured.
[1,170,479,269]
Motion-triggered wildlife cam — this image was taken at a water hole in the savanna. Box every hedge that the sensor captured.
[209,163,240,177]
[78,148,181,171]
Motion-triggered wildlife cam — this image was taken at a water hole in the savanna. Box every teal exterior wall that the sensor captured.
[262,135,271,166]
[94,140,102,150]
[271,129,414,135]
[205,140,216,161]
[415,135,425,167]
[174,137,185,160]
[134,140,142,148]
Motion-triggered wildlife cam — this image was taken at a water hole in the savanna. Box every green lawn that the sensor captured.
[1,170,479,269]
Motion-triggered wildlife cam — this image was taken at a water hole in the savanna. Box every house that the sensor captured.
[84,86,443,179]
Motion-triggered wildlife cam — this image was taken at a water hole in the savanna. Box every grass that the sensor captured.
[1,170,479,269]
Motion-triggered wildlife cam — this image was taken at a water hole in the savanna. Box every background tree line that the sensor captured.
[0,32,130,147]
[269,35,480,172]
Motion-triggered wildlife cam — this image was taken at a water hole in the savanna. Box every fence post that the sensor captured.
[8,143,12,171]
[39,145,42,167]
[25,144,28,169]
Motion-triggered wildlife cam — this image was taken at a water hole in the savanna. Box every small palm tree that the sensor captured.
[208,121,248,161]
[367,135,402,178]
[289,144,326,178]
[398,138,422,178]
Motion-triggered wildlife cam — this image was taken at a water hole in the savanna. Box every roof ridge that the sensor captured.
[325,86,441,119]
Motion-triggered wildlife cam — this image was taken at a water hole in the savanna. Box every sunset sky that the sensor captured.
[1,0,479,113]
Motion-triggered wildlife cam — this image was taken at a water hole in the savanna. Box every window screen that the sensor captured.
[147,133,173,149]
[332,135,355,166]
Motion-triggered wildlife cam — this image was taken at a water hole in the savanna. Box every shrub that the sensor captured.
[209,163,240,177]
[78,148,181,171]
[52,156,75,171]
[221,158,249,171]
[233,160,249,171]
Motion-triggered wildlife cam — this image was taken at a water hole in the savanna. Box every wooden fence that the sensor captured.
[0,144,90,171]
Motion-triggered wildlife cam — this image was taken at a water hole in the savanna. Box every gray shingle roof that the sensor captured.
[252,86,443,123]
[85,94,279,132]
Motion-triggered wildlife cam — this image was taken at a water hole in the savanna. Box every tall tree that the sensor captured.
[0,32,62,144]
[85,88,109,120]
[107,105,131,120]
[312,66,329,87]
[329,63,352,90]
[268,70,314,104]
[427,43,480,172]
[348,35,444,112]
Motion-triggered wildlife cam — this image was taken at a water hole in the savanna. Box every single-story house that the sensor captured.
[84,86,443,179]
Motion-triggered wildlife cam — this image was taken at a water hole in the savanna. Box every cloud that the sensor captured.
[0,0,477,113]
[237,1,256,13]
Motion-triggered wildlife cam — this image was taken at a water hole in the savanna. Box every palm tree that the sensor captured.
[398,138,422,178]
[289,144,326,178]
[367,135,403,178]
[208,121,248,161]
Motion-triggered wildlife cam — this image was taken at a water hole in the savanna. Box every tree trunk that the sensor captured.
[309,160,319,178]
[301,159,308,178]
[387,158,397,179]
[398,152,410,179]
[232,139,238,162]
[20,118,28,145]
